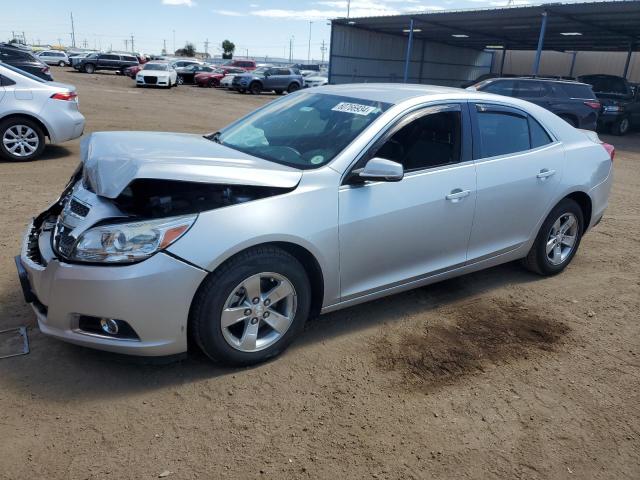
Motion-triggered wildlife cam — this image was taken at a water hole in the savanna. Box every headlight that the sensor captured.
[68,214,197,263]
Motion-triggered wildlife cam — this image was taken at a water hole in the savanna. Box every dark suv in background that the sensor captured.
[74,53,139,74]
[0,43,52,80]
[469,77,600,131]
[578,74,640,135]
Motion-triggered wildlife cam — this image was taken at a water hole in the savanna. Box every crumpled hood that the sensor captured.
[80,131,302,198]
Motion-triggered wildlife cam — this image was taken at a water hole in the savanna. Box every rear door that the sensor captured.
[467,103,564,261]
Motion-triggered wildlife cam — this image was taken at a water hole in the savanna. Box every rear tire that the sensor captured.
[83,63,95,74]
[287,82,300,93]
[177,75,184,85]
[611,116,630,136]
[58,61,65,67]
[208,79,217,88]
[521,198,584,276]
[0,117,46,162]
[191,246,311,366]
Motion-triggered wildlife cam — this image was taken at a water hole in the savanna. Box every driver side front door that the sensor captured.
[338,103,477,301]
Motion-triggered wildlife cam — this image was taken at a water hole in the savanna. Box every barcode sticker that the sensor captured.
[331,102,377,116]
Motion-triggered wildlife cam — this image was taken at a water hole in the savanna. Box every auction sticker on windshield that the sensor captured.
[332,102,377,116]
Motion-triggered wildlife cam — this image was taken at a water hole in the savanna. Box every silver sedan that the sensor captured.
[0,63,85,161]
[17,84,613,365]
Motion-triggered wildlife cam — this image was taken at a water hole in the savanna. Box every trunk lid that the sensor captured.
[80,131,303,198]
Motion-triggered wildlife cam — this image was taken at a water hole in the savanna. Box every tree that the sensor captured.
[222,39,235,59]
[175,42,196,57]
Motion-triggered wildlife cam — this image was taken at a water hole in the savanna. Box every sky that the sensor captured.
[1,0,590,61]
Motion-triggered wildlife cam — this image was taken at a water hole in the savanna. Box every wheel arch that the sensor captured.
[0,113,51,140]
[192,241,325,320]
[564,191,592,230]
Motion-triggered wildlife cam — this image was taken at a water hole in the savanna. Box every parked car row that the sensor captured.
[467,74,639,135]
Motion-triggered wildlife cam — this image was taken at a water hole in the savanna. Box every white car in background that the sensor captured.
[0,63,85,161]
[220,74,237,89]
[136,62,177,88]
[36,50,70,67]
[304,71,328,88]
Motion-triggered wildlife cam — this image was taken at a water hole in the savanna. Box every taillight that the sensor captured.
[51,92,78,101]
[602,143,615,162]
[584,101,601,110]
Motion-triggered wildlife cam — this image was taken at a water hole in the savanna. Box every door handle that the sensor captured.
[445,189,471,202]
[536,168,556,179]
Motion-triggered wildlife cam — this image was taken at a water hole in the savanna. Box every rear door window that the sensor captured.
[476,107,530,157]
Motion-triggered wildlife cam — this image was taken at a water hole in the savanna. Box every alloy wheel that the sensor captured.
[619,118,630,134]
[220,272,297,353]
[546,212,578,266]
[2,125,40,158]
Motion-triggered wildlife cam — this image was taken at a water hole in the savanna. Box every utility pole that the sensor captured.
[162,39,167,55]
[58,38,62,47]
[204,38,209,57]
[83,39,87,49]
[347,0,351,18]
[320,40,327,63]
[172,30,176,54]
[124,39,128,51]
[246,48,249,59]
[289,36,294,63]
[307,21,313,63]
[130,34,134,53]
[70,12,76,47]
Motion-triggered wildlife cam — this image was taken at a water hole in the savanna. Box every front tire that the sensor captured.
[191,246,311,366]
[177,75,184,85]
[58,61,66,67]
[0,118,45,162]
[83,63,95,74]
[249,81,262,95]
[522,198,584,276]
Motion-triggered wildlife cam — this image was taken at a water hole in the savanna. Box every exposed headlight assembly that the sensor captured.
[68,214,197,263]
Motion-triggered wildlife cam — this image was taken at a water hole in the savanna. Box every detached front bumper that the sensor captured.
[17,223,207,356]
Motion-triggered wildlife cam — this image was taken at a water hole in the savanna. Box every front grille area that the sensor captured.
[144,76,157,84]
[69,199,90,217]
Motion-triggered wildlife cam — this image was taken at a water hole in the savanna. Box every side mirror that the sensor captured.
[354,157,404,183]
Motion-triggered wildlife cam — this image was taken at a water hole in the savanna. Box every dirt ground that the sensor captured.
[0,68,638,480]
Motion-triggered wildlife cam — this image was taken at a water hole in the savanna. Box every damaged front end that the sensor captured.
[32,131,302,266]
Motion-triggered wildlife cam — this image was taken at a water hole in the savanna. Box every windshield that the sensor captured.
[217,93,392,169]
[580,75,630,95]
[252,67,269,75]
[143,63,168,70]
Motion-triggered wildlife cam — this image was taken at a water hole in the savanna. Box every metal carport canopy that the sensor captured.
[331,1,640,52]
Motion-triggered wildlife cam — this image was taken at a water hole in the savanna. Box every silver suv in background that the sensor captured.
[36,50,70,67]
[0,63,85,161]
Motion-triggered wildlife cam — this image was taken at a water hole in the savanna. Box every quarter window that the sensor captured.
[529,117,553,148]
[374,110,462,171]
[477,111,529,157]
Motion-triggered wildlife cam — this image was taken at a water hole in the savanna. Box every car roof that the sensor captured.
[484,77,591,86]
[312,83,466,104]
